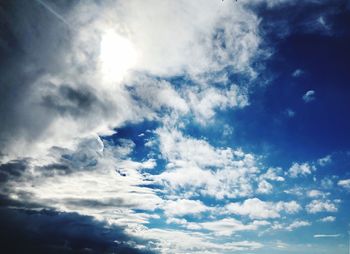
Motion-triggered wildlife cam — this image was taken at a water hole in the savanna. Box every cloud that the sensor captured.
[155,128,259,199]
[1,1,348,253]
[257,180,273,194]
[288,162,315,178]
[225,198,301,219]
[314,234,341,238]
[200,218,269,236]
[129,227,263,254]
[162,199,210,217]
[338,179,350,190]
[317,155,332,166]
[292,69,304,77]
[286,220,311,231]
[257,167,285,194]
[302,90,316,103]
[306,200,338,214]
[260,167,285,182]
[307,190,328,198]
[319,216,336,223]
[3,136,162,227]
[0,0,262,162]
[285,108,296,118]
[0,206,154,254]
[185,84,249,123]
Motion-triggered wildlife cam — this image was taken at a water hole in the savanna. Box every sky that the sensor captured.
[0,0,350,253]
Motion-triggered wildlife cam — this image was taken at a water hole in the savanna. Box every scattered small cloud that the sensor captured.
[302,90,316,103]
[307,190,328,198]
[318,155,332,166]
[292,69,304,77]
[306,200,338,214]
[289,162,315,178]
[285,108,296,118]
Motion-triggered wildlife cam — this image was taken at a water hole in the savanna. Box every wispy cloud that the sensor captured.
[314,234,341,238]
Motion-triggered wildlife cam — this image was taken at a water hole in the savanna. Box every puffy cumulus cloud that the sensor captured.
[260,167,285,182]
[256,167,285,194]
[288,162,315,178]
[225,198,301,219]
[155,128,259,199]
[162,199,210,217]
[257,180,273,194]
[306,200,338,214]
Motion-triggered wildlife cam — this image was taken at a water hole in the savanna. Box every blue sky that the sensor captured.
[0,0,350,253]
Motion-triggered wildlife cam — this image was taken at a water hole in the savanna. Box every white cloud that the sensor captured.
[338,179,350,190]
[307,190,327,198]
[306,200,338,214]
[225,198,301,219]
[1,0,263,163]
[155,128,259,199]
[289,162,315,178]
[286,220,311,231]
[257,180,273,194]
[186,85,249,123]
[292,69,304,77]
[277,200,303,214]
[314,234,340,238]
[302,90,316,103]
[129,227,263,254]
[5,136,162,227]
[317,155,332,166]
[200,218,269,236]
[115,0,261,77]
[319,216,336,223]
[162,199,210,217]
[284,187,304,196]
[260,167,285,181]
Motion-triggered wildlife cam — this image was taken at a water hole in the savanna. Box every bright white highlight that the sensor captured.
[100,31,138,82]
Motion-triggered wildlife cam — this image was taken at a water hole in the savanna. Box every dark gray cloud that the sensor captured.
[41,85,98,117]
[0,159,28,183]
[0,204,155,254]
[0,0,74,154]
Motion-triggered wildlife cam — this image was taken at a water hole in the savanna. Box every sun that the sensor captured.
[99,31,138,82]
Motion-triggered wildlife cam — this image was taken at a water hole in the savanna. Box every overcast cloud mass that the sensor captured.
[1,0,350,253]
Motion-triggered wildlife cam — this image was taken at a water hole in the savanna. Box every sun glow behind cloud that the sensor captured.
[99,31,138,82]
